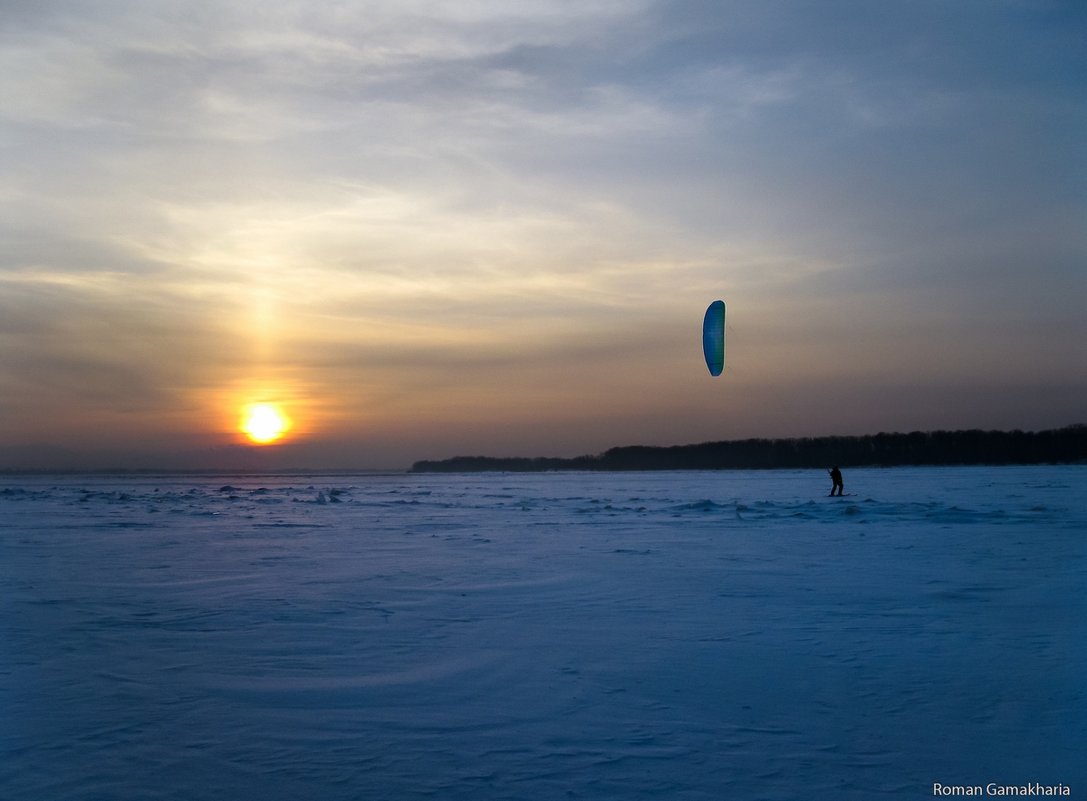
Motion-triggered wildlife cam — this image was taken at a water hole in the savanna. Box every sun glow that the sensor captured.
[240,402,291,445]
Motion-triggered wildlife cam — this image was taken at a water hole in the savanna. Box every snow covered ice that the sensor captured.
[1,466,1085,800]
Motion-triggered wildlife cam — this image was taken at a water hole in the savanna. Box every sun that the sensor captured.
[240,402,291,445]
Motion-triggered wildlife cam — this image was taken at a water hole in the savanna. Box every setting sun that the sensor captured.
[240,402,291,445]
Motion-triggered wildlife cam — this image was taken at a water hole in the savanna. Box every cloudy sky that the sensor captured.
[1,0,1084,469]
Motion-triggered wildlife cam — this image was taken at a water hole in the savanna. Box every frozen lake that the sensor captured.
[1,466,1084,800]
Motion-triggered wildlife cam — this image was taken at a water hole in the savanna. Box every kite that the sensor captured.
[702,300,725,376]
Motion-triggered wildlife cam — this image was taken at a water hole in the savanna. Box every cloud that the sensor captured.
[0,0,1084,467]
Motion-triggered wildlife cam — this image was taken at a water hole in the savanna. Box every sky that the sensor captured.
[1,0,1085,470]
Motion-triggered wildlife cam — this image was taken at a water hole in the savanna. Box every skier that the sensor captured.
[828,466,844,497]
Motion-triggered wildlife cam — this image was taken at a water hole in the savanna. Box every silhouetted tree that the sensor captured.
[410,425,1087,472]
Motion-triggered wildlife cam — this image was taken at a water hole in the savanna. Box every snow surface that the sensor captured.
[1,466,1084,800]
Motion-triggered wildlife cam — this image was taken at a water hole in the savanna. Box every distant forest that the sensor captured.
[410,425,1087,473]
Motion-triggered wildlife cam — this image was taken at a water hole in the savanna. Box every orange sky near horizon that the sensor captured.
[1,2,1084,470]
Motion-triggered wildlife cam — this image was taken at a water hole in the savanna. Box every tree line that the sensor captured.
[410,425,1087,472]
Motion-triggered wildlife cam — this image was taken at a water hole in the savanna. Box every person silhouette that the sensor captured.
[828,466,844,496]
